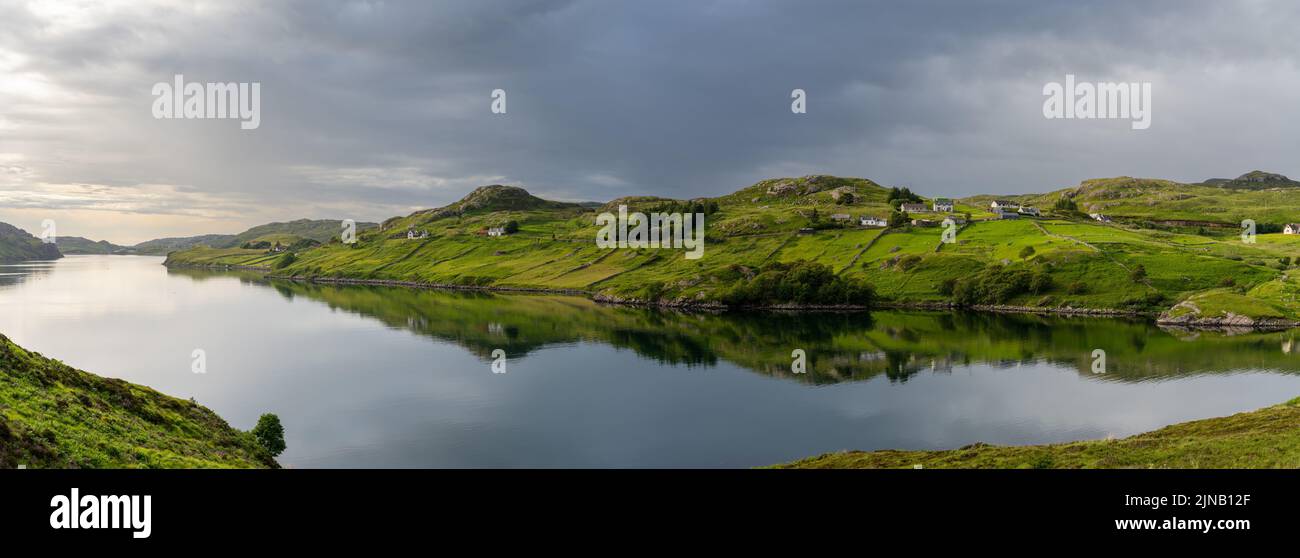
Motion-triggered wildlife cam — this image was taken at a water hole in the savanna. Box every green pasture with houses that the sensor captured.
[162,172,1300,321]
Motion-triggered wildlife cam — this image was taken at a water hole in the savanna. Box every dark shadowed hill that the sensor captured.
[0,222,61,263]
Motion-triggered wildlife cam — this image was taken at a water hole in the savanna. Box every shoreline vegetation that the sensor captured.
[0,333,278,469]
[779,396,1300,469]
[160,260,1300,328]
[158,172,1300,330]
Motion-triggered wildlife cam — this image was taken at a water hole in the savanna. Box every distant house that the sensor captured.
[1018,206,1041,217]
[990,200,1020,210]
[797,227,816,235]
[406,227,428,239]
[1089,213,1112,223]
[269,242,286,253]
[487,227,507,237]
[993,208,1020,220]
[860,216,888,227]
[932,198,954,212]
[1286,224,1300,235]
[830,213,852,221]
[900,203,929,213]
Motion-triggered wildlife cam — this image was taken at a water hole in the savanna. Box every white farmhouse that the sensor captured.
[932,198,954,212]
[1285,223,1300,235]
[860,216,888,227]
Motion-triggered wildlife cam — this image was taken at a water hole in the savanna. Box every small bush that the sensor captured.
[250,413,286,457]
[1129,264,1147,282]
[273,252,297,269]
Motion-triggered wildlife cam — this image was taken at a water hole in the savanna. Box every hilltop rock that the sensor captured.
[1199,170,1300,190]
[417,185,580,219]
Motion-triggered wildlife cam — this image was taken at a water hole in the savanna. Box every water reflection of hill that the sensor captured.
[166,268,1300,384]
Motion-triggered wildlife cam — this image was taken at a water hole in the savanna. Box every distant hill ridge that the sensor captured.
[132,219,378,255]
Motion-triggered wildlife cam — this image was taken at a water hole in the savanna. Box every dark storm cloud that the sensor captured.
[6,0,1300,238]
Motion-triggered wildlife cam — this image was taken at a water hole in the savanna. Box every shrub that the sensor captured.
[1067,281,1087,295]
[273,252,297,269]
[947,264,1037,306]
[717,260,876,307]
[250,413,286,457]
[642,281,667,301]
[938,277,958,296]
[1129,264,1147,282]
[1019,246,1035,259]
[1028,270,1053,294]
[1219,277,1236,287]
[888,211,910,228]
[897,255,922,271]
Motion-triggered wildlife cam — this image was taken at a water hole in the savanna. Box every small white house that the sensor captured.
[487,227,506,237]
[1285,223,1300,235]
[990,200,1020,210]
[993,208,1020,220]
[1018,206,1041,217]
[932,198,954,212]
[1089,213,1112,223]
[900,203,929,213]
[860,216,888,227]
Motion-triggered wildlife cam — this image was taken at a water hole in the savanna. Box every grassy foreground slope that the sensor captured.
[0,334,277,468]
[163,173,1300,323]
[781,396,1300,469]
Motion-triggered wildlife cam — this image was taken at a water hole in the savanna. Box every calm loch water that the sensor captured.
[4,255,1300,467]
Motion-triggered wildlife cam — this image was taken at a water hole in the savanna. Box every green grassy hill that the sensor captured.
[0,222,62,263]
[161,173,1300,325]
[0,334,277,468]
[781,396,1300,469]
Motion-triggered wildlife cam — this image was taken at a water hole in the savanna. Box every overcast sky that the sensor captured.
[4,0,1300,243]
